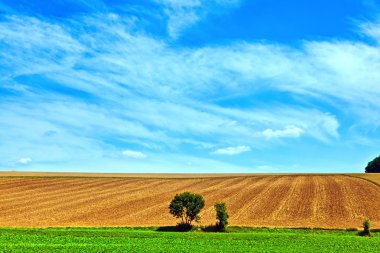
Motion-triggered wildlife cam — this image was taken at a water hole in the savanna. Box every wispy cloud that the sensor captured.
[156,0,241,39]
[212,146,251,155]
[0,16,84,79]
[261,126,304,139]
[122,150,147,159]
[161,0,200,39]
[361,19,380,42]
[0,5,379,172]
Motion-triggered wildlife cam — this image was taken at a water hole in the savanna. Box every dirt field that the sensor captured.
[350,173,380,186]
[1,172,380,228]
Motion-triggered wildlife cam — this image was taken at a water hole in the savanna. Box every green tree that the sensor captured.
[365,156,380,173]
[214,202,229,231]
[362,219,371,236]
[169,192,205,227]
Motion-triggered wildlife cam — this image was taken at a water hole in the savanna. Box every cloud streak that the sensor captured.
[261,126,304,139]
[156,0,241,39]
[212,146,251,155]
[0,4,379,172]
[122,150,147,159]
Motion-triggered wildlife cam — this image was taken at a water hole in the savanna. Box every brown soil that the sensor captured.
[1,173,379,228]
[350,173,380,187]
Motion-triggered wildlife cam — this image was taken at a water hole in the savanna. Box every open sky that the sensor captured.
[1,0,380,173]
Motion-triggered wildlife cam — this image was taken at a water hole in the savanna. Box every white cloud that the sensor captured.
[165,4,200,39]
[0,15,84,79]
[122,150,147,159]
[261,126,304,139]
[0,14,343,172]
[18,157,32,164]
[154,0,202,38]
[211,145,251,155]
[2,12,380,171]
[361,20,380,42]
[156,0,240,39]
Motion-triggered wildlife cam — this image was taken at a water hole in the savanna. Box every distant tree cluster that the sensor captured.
[365,156,380,173]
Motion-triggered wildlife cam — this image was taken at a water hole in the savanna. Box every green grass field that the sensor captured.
[1,227,379,252]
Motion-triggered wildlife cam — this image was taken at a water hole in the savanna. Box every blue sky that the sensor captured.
[1,0,380,173]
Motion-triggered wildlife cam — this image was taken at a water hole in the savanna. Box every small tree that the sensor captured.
[365,156,380,173]
[214,202,229,231]
[362,219,371,236]
[169,192,205,229]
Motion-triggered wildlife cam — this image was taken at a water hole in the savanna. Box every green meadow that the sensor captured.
[1,227,379,252]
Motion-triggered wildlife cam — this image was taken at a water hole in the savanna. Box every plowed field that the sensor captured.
[1,174,380,228]
[351,173,380,186]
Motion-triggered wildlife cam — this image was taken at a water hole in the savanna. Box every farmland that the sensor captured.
[351,173,380,187]
[1,172,380,229]
[1,227,380,253]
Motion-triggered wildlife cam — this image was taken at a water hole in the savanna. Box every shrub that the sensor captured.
[214,202,229,231]
[365,156,380,173]
[169,192,205,229]
[362,219,371,236]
